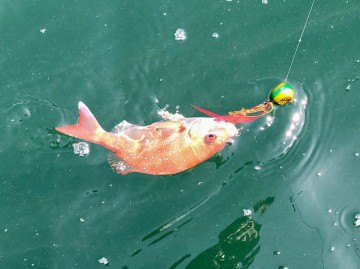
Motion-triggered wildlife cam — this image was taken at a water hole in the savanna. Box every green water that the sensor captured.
[1,0,360,268]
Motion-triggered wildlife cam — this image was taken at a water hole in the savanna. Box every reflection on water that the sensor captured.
[185,197,274,269]
[186,216,260,269]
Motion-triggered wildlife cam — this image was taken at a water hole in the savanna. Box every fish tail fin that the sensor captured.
[56,101,105,143]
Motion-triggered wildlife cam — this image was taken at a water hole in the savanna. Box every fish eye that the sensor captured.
[204,134,217,144]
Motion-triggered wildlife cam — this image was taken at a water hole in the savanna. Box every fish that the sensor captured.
[55,102,239,175]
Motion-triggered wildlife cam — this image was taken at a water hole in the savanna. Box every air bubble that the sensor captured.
[243,209,252,216]
[98,257,109,265]
[254,165,261,171]
[174,28,187,41]
[73,142,90,157]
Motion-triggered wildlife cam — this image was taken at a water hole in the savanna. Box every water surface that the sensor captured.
[1,0,360,268]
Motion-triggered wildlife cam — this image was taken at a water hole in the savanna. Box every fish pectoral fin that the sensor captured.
[107,152,136,175]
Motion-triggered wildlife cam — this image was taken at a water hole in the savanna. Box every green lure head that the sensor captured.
[269,82,294,105]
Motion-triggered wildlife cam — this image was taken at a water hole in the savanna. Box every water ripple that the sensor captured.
[0,94,67,155]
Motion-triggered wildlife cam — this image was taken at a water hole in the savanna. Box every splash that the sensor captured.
[355,214,360,227]
[157,105,185,121]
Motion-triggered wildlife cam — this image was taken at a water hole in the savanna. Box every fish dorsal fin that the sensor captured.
[111,120,147,141]
[107,152,135,175]
[111,120,136,134]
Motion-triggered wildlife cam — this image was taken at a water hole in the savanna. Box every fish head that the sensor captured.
[187,118,239,151]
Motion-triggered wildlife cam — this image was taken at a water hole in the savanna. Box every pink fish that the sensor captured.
[56,102,239,175]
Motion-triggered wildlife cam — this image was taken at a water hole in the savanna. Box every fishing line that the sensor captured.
[284,0,317,82]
